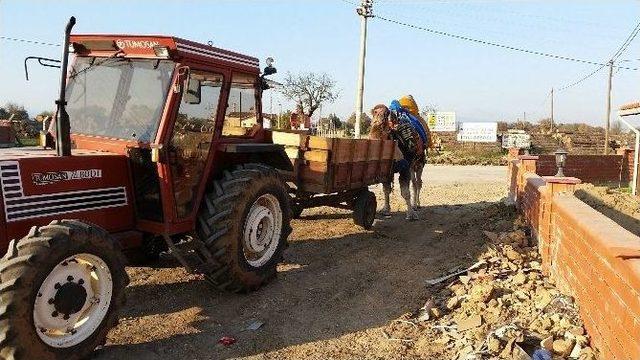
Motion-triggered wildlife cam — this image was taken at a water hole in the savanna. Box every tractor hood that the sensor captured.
[0,148,135,252]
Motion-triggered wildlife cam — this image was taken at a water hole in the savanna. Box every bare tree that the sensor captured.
[280,72,339,118]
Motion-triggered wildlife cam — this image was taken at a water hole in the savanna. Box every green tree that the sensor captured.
[318,113,342,130]
[345,112,371,136]
[0,103,29,121]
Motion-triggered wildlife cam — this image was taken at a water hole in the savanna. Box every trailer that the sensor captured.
[272,131,397,229]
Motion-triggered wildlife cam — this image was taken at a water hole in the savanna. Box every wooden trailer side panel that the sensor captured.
[271,131,396,194]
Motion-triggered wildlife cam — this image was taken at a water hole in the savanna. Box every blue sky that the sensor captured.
[0,0,638,125]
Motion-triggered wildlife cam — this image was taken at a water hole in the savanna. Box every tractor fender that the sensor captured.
[216,143,293,173]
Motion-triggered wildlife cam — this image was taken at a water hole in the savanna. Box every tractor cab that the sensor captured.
[61,35,288,235]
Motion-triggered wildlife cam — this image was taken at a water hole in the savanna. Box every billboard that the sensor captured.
[457,122,497,143]
[502,130,531,149]
[426,112,457,132]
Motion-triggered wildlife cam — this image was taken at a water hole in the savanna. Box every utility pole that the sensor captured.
[354,0,373,139]
[550,88,554,133]
[604,60,614,155]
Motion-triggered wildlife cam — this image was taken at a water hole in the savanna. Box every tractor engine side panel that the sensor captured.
[0,155,135,253]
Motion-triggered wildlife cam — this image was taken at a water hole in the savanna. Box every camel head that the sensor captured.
[370,104,392,140]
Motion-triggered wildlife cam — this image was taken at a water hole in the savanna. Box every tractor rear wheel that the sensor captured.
[353,189,377,230]
[0,220,128,360]
[196,164,292,292]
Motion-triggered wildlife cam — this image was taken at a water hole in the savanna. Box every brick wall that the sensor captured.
[619,149,634,183]
[552,196,640,358]
[534,154,624,184]
[509,157,640,359]
[616,148,640,192]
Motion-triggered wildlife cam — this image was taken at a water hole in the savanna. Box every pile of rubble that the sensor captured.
[384,218,596,359]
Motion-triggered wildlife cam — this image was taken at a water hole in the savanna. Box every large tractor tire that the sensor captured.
[196,164,292,292]
[0,220,128,360]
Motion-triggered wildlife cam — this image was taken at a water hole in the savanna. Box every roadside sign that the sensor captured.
[502,130,531,149]
[427,112,457,132]
[457,122,497,143]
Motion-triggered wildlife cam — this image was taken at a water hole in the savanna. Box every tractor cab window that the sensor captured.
[170,71,223,218]
[67,57,174,142]
[222,73,258,137]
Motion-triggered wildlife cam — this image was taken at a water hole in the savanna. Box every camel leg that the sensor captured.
[412,162,424,209]
[400,169,418,220]
[381,182,392,216]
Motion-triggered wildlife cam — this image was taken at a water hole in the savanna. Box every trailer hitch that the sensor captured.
[24,56,61,81]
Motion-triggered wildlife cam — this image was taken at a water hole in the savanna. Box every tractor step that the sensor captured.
[163,234,216,274]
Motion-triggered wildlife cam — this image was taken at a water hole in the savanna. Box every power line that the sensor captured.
[557,65,606,91]
[610,21,640,61]
[556,20,640,91]
[374,15,639,71]
[0,36,60,47]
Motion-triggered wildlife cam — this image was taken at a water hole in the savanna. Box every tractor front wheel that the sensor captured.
[0,220,128,360]
[196,164,292,292]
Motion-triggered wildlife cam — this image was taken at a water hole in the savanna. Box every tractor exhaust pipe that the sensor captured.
[55,16,75,156]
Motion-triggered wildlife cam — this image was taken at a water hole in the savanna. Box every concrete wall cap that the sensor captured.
[542,176,581,184]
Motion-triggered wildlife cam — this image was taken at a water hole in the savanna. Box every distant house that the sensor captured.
[225,112,279,129]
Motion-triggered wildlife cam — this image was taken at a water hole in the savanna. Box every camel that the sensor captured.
[370,104,427,220]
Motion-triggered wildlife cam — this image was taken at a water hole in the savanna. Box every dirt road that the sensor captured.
[95,165,508,360]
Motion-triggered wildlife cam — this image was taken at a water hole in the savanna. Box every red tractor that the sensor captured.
[0,18,294,359]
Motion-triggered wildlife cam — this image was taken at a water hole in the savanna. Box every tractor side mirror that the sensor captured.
[263,57,276,76]
[174,65,202,104]
[183,78,202,105]
[263,65,277,76]
[174,66,189,94]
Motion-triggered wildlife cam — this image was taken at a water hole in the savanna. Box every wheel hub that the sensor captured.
[242,194,283,267]
[245,205,275,252]
[33,253,113,348]
[53,281,87,316]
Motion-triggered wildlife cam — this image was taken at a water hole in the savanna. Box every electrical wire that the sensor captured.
[557,65,607,91]
[374,15,639,71]
[610,21,640,62]
[0,36,60,47]
[556,20,640,91]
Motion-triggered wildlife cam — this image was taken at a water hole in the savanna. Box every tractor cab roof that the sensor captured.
[70,34,261,74]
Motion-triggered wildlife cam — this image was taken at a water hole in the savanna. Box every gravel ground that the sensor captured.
[94,166,508,360]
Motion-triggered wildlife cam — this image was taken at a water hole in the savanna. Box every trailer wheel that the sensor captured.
[0,220,128,360]
[196,164,292,292]
[353,189,377,230]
